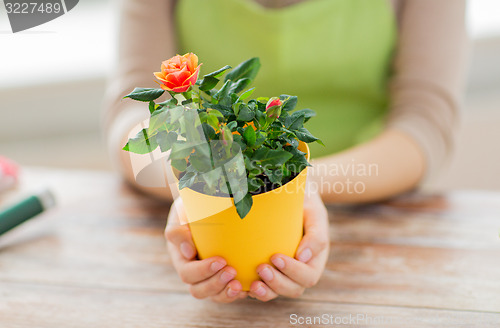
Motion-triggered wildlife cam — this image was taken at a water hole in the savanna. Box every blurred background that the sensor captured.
[0,0,499,191]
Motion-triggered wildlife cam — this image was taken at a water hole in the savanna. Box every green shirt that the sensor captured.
[176,0,396,157]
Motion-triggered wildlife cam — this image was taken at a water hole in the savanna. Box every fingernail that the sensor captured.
[211,260,225,273]
[254,285,266,297]
[298,248,312,263]
[227,287,239,298]
[258,267,273,281]
[220,270,235,283]
[272,256,285,270]
[180,242,195,259]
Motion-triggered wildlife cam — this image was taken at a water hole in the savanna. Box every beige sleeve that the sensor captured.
[102,0,176,130]
[387,0,468,183]
[101,0,177,199]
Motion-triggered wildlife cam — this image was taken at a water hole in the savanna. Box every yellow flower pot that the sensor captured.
[177,143,309,291]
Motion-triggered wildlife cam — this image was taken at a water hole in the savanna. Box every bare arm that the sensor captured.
[310,129,425,203]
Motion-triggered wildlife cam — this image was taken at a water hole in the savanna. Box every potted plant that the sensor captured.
[122,53,322,290]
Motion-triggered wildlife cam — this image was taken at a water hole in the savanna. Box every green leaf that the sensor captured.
[233,134,246,151]
[253,148,293,167]
[225,57,261,83]
[280,95,298,111]
[234,193,253,219]
[214,80,233,101]
[229,78,252,94]
[171,159,187,171]
[178,171,196,190]
[189,153,213,173]
[170,142,194,159]
[122,129,158,154]
[287,112,305,130]
[201,123,216,139]
[156,131,177,152]
[207,109,224,118]
[199,76,219,91]
[294,127,322,143]
[200,170,221,189]
[148,101,157,114]
[232,102,242,116]
[242,126,256,146]
[227,121,238,131]
[291,108,316,122]
[169,106,185,123]
[280,135,299,148]
[254,110,266,128]
[237,87,255,102]
[181,98,193,105]
[148,109,169,134]
[254,130,267,147]
[123,88,165,102]
[248,177,264,192]
[157,98,178,108]
[237,105,255,121]
[205,65,232,78]
[205,104,234,117]
[207,114,220,130]
[264,168,283,185]
[284,145,310,173]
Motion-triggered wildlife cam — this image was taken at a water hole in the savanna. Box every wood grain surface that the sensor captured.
[0,168,499,327]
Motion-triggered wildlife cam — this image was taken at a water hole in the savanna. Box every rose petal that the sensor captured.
[185,65,201,87]
[172,70,191,85]
[171,85,190,93]
[185,53,198,73]
[154,72,168,83]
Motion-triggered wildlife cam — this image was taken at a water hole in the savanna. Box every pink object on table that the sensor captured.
[0,156,19,193]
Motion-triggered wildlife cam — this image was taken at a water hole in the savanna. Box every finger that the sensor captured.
[255,264,305,298]
[174,256,227,285]
[189,266,238,299]
[165,223,197,260]
[248,281,278,302]
[270,254,322,288]
[211,280,247,303]
[295,200,329,263]
[165,199,197,261]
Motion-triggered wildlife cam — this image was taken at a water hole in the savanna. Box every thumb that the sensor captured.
[295,195,329,263]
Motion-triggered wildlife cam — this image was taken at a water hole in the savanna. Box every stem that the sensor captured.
[194,88,203,109]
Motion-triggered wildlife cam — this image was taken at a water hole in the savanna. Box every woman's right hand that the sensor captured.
[165,197,248,302]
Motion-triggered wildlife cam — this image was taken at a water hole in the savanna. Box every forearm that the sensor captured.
[310,129,425,203]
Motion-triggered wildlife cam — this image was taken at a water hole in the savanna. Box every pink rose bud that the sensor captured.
[265,97,283,119]
[266,97,282,110]
[221,125,233,146]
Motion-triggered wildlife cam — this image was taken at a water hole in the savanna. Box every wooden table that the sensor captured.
[0,168,499,327]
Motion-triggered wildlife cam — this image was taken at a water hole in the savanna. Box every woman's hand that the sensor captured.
[165,197,247,303]
[249,191,330,301]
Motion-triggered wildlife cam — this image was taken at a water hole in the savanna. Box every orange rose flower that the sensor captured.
[154,53,201,93]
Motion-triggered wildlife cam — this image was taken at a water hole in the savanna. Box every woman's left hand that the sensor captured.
[249,190,330,301]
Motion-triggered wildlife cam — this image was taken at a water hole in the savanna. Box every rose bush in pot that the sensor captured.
[122,53,322,290]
